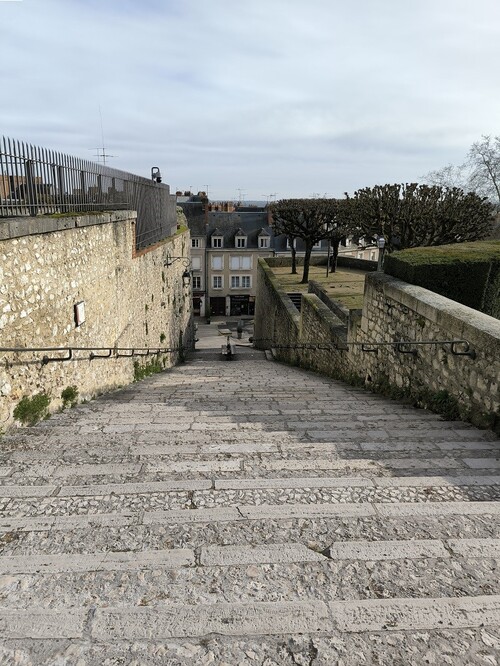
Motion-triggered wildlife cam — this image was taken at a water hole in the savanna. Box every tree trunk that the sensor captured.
[331,239,340,273]
[290,237,297,274]
[301,242,313,283]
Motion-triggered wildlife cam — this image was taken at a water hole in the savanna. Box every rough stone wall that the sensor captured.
[351,273,500,424]
[0,211,193,430]
[255,258,500,430]
[254,259,300,365]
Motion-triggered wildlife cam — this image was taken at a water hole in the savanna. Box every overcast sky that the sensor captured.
[1,0,499,201]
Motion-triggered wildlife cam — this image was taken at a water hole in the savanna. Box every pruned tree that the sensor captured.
[342,183,493,253]
[270,199,338,283]
[269,200,301,274]
[326,198,360,272]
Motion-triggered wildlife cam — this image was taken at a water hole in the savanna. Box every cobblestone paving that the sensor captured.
[1,335,500,664]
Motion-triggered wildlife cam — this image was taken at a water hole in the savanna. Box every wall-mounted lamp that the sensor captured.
[164,255,191,268]
[151,167,162,183]
[164,254,192,286]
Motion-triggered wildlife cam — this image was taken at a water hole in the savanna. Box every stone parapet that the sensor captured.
[255,259,500,432]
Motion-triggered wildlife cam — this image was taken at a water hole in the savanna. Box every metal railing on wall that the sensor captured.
[0,136,177,249]
[252,338,477,358]
[0,345,187,365]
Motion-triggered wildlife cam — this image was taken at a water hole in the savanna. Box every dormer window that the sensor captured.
[234,228,247,248]
[212,236,223,248]
[258,228,270,249]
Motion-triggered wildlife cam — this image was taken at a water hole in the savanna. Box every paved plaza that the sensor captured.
[1,321,500,664]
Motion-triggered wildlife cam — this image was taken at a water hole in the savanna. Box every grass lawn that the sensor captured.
[270,264,368,309]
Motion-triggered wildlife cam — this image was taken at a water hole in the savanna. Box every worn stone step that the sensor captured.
[330,595,500,632]
[5,594,497,641]
[0,548,194,574]
[2,547,500,611]
[2,502,500,555]
[3,481,500,520]
[4,471,499,500]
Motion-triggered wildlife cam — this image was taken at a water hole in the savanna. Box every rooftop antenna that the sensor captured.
[237,188,245,202]
[90,106,115,165]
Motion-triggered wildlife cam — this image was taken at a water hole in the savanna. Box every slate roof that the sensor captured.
[206,212,274,249]
[178,199,207,237]
[181,206,326,251]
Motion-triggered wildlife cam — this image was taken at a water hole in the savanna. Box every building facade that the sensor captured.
[178,194,379,317]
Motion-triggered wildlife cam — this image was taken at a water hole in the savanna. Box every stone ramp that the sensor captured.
[0,349,500,664]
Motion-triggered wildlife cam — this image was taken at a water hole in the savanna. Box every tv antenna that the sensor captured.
[90,107,115,165]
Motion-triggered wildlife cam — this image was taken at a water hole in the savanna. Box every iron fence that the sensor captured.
[0,136,177,249]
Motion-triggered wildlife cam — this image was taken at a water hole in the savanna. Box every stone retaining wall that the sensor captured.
[0,211,193,429]
[255,258,500,431]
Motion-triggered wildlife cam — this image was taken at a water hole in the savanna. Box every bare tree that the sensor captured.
[422,135,500,208]
[467,135,500,206]
[422,163,468,190]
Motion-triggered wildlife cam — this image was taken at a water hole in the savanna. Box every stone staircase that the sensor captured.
[0,346,500,664]
[287,292,302,311]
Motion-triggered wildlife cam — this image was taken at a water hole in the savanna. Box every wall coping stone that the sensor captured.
[367,272,500,341]
[308,280,362,324]
[0,210,137,241]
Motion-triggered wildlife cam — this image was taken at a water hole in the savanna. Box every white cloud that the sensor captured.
[1,0,499,199]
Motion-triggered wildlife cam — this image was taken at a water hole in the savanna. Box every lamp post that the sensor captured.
[377,236,386,272]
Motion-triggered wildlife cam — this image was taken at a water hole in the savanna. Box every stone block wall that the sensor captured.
[352,273,500,426]
[254,259,300,365]
[0,211,193,430]
[255,258,500,431]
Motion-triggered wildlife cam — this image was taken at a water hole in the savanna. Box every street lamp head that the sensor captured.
[377,236,386,249]
[182,269,191,285]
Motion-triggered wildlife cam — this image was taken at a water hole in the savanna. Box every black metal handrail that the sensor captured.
[0,345,185,365]
[0,136,177,249]
[252,338,476,359]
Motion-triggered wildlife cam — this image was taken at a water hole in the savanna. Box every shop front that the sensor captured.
[230,295,255,316]
[210,297,226,316]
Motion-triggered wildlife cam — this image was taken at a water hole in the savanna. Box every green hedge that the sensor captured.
[384,241,500,318]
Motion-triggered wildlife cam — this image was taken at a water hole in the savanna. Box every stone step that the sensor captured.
[2,540,500,612]
[2,501,500,543]
[2,473,499,500]
[3,596,500,640]
[9,455,500,486]
[3,480,500,519]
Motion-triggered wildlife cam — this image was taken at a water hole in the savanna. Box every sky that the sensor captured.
[1,0,499,201]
